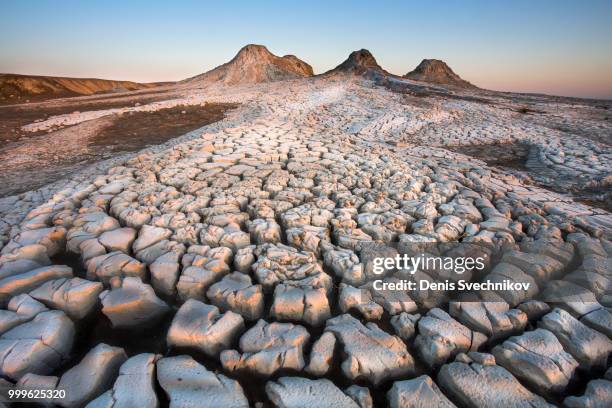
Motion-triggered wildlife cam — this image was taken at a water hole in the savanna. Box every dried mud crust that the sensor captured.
[0,103,237,197]
[446,143,531,171]
[446,143,612,212]
[0,77,610,407]
[0,89,177,143]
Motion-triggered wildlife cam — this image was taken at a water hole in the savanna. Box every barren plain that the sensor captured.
[0,45,610,407]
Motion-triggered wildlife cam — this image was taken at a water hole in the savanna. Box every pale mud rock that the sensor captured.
[157,355,249,408]
[15,373,59,398]
[86,252,146,285]
[573,254,611,280]
[151,212,201,232]
[408,219,436,239]
[0,244,51,279]
[518,300,551,321]
[250,199,293,221]
[109,198,152,229]
[602,239,612,256]
[30,277,103,320]
[0,310,74,381]
[100,277,170,329]
[325,314,415,385]
[362,278,418,315]
[387,375,456,408]
[580,307,612,337]
[132,225,170,256]
[80,238,108,264]
[177,245,232,301]
[270,281,331,326]
[247,218,282,244]
[206,272,264,320]
[357,211,413,244]
[67,213,119,253]
[332,225,373,252]
[97,228,137,253]
[16,373,59,406]
[1,226,67,257]
[438,196,482,223]
[252,243,325,290]
[492,328,579,394]
[438,353,553,408]
[397,233,437,255]
[434,215,467,242]
[519,238,575,266]
[133,226,185,265]
[85,353,160,408]
[170,223,206,247]
[233,245,256,273]
[540,280,602,318]
[482,262,539,306]
[564,268,610,300]
[280,203,334,229]
[538,308,612,370]
[414,308,488,368]
[322,245,365,286]
[221,319,309,376]
[200,202,249,228]
[565,254,612,299]
[449,301,527,342]
[17,372,58,389]
[20,203,65,231]
[344,385,373,408]
[564,379,612,408]
[0,294,47,334]
[200,224,251,252]
[0,265,73,304]
[390,312,420,341]
[167,299,244,357]
[149,250,182,297]
[265,377,359,408]
[338,284,383,320]
[501,250,565,284]
[305,331,336,376]
[567,233,607,258]
[286,225,330,255]
[57,343,127,408]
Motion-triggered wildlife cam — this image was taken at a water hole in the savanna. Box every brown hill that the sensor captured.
[404,59,475,88]
[187,44,313,85]
[0,74,164,104]
[324,49,389,78]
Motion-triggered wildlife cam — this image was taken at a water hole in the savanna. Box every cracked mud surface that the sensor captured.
[0,74,610,407]
[0,101,237,197]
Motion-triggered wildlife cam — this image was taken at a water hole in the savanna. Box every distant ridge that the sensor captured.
[0,73,163,104]
[404,59,475,88]
[187,44,313,85]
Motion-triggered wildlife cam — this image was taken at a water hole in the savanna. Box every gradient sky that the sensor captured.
[1,0,611,98]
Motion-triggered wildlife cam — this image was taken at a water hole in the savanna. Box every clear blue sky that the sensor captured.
[1,0,611,98]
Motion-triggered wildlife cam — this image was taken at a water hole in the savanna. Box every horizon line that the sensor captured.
[2,44,612,101]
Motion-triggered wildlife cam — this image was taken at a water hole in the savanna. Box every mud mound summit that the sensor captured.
[0,74,162,104]
[324,49,390,79]
[404,59,475,88]
[187,44,313,85]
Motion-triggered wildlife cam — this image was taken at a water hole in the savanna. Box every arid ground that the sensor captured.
[0,45,610,407]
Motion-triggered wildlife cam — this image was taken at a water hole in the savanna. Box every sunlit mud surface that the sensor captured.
[0,71,610,407]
